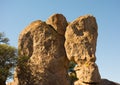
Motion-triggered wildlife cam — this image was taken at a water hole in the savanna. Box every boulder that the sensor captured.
[46,14,68,35]
[17,15,70,85]
[9,14,120,85]
[65,15,101,85]
[74,63,101,84]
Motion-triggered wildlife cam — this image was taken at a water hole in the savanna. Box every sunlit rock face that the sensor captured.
[65,15,101,85]
[9,14,120,85]
[46,14,68,35]
[17,14,70,85]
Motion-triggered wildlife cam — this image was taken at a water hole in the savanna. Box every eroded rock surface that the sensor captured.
[9,14,120,85]
[65,15,101,85]
[17,14,70,85]
[46,14,68,35]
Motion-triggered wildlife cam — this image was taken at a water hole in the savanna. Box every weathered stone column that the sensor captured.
[17,14,70,85]
[65,15,101,85]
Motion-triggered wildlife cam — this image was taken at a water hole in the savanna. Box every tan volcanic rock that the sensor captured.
[65,15,101,84]
[17,18,70,85]
[46,14,68,35]
[74,63,100,83]
[65,15,98,63]
[9,14,120,85]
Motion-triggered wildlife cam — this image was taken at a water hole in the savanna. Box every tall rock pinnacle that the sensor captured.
[65,15,101,85]
[17,14,70,85]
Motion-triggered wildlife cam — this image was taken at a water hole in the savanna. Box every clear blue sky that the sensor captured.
[0,0,120,83]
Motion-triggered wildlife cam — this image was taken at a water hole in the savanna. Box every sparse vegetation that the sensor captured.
[68,61,78,85]
[0,32,17,85]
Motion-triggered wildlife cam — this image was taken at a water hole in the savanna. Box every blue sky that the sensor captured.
[0,0,120,83]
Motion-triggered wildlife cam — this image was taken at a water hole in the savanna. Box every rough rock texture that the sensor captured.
[65,15,101,85]
[17,14,70,85]
[46,14,68,35]
[65,15,98,63]
[9,14,120,85]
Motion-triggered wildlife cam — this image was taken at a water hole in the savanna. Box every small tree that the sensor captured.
[0,32,17,85]
[0,32,9,44]
[68,61,78,85]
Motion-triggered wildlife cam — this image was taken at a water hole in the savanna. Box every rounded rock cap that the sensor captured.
[46,13,68,35]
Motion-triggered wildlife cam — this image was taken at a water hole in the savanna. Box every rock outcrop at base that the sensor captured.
[8,14,120,85]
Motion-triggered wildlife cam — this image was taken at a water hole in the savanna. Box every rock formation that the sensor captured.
[65,15,101,85]
[46,14,68,35]
[17,14,70,85]
[8,14,120,85]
